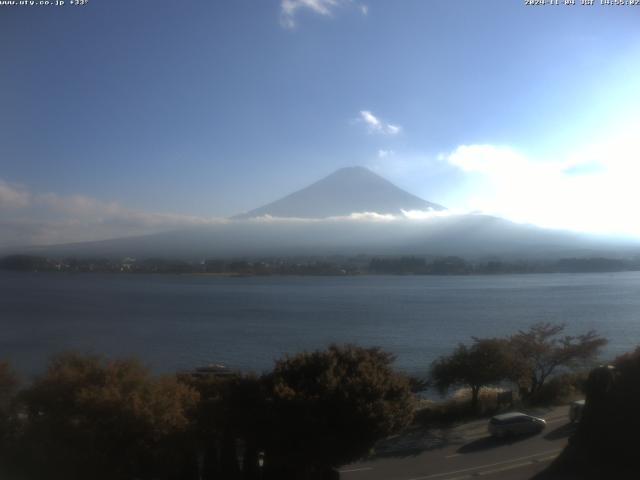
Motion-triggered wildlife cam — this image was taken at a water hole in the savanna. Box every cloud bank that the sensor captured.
[0,181,31,210]
[0,177,462,249]
[440,121,640,237]
[0,182,225,248]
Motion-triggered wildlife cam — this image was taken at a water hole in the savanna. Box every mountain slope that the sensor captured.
[233,166,444,219]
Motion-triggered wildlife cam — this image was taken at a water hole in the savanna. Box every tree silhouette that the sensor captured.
[265,344,415,478]
[510,323,606,399]
[430,338,514,410]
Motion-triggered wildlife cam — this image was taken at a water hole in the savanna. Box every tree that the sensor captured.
[510,322,607,399]
[0,360,18,410]
[0,254,52,271]
[430,338,514,410]
[178,370,268,480]
[0,360,19,451]
[265,344,415,478]
[17,352,200,480]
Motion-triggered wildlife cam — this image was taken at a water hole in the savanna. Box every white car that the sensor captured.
[488,412,547,438]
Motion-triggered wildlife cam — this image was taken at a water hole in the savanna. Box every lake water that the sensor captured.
[1,271,640,378]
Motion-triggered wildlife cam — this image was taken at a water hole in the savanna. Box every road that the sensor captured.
[339,406,573,480]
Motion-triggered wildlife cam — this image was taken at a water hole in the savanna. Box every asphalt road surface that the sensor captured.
[340,406,573,480]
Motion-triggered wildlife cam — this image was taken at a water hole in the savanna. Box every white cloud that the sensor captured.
[447,144,528,175]
[359,110,402,135]
[279,0,368,28]
[280,0,340,28]
[0,180,31,210]
[243,210,458,223]
[386,124,401,135]
[443,121,640,236]
[401,209,459,220]
[377,149,395,158]
[338,211,396,222]
[360,110,380,128]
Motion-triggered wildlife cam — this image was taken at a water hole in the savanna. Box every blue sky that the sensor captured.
[1,0,640,245]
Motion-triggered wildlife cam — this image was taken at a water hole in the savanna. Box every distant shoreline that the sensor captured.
[3,253,640,277]
[3,269,640,278]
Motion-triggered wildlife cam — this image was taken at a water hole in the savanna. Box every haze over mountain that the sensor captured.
[233,166,444,219]
[9,167,639,260]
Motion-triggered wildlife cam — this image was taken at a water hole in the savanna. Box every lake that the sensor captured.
[1,271,640,378]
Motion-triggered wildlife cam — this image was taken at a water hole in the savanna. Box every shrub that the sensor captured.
[529,371,588,406]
